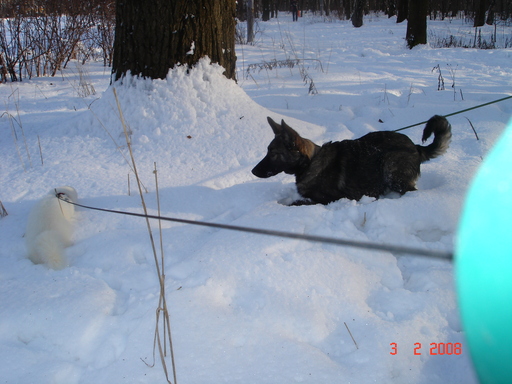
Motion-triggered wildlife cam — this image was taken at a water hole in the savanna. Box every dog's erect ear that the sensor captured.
[267,117,282,135]
[279,119,302,144]
[266,117,302,146]
[281,119,298,135]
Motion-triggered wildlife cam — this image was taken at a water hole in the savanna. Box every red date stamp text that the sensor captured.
[390,342,462,355]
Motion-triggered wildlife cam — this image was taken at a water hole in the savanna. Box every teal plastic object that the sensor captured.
[456,118,512,384]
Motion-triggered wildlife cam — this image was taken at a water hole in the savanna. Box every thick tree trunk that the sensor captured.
[342,0,352,20]
[247,0,254,43]
[396,0,408,23]
[262,0,270,21]
[474,0,488,27]
[112,0,236,81]
[352,0,364,28]
[406,0,428,48]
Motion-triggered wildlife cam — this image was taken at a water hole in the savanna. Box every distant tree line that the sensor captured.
[1,0,510,82]
[237,0,512,24]
[1,0,106,17]
[0,0,114,82]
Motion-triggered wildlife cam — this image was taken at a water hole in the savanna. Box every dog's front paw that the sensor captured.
[289,198,316,206]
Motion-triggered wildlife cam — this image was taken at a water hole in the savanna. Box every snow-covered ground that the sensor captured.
[1,14,511,384]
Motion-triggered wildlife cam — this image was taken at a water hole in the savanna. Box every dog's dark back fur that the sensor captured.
[252,116,452,205]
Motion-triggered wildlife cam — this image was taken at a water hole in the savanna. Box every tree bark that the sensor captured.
[474,0,488,27]
[112,0,236,81]
[342,0,352,20]
[406,0,428,48]
[352,0,364,28]
[262,0,270,21]
[396,0,408,23]
[247,0,254,43]
[486,0,496,25]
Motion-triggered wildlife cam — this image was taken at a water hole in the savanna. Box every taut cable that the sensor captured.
[57,196,454,260]
[394,95,512,132]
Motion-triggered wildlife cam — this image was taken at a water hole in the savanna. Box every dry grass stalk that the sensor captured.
[83,95,148,193]
[37,135,44,165]
[3,87,32,171]
[0,201,8,218]
[9,88,32,168]
[75,62,96,98]
[113,88,178,384]
[4,109,26,171]
[344,322,359,350]
[465,117,480,141]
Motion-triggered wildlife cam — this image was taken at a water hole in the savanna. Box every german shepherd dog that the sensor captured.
[252,116,451,205]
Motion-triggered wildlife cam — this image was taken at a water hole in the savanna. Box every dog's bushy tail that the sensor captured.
[417,115,452,162]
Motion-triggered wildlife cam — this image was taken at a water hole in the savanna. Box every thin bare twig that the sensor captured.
[464,117,480,141]
[113,88,177,384]
[0,201,8,218]
[37,135,44,165]
[344,322,359,350]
